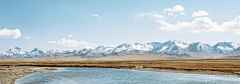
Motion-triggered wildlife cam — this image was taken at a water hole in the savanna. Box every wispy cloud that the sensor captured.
[234,31,240,35]
[68,34,73,37]
[83,46,93,49]
[70,7,74,11]
[135,12,164,19]
[92,14,101,18]
[25,36,31,39]
[47,38,96,46]
[47,41,57,44]
[0,28,22,39]
[168,13,173,16]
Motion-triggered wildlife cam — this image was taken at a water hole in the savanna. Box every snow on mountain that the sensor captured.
[147,42,162,49]
[29,48,46,57]
[61,50,78,54]
[212,42,240,54]
[0,47,27,57]
[185,42,212,53]
[112,42,162,53]
[45,50,60,56]
[95,46,115,52]
[1,40,240,59]
[225,47,240,55]
[153,39,188,53]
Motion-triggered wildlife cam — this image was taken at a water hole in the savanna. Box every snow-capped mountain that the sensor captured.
[29,48,46,57]
[185,42,212,53]
[113,43,153,53]
[45,50,60,56]
[0,47,27,58]
[212,42,240,54]
[1,39,240,59]
[225,47,240,55]
[153,39,188,53]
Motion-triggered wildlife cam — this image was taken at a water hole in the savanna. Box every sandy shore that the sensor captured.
[0,66,63,84]
[133,68,240,78]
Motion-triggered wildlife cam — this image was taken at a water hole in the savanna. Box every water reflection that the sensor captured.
[15,67,240,84]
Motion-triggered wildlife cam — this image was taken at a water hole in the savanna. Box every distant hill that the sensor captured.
[215,55,240,59]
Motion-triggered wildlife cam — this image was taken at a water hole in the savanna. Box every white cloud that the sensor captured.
[25,36,31,39]
[164,5,185,15]
[34,41,36,43]
[155,15,240,35]
[153,14,164,18]
[47,38,96,46]
[168,13,173,16]
[68,34,73,37]
[92,14,101,18]
[164,5,184,12]
[180,12,186,15]
[83,46,93,49]
[192,11,209,17]
[85,16,87,18]
[0,28,22,39]
[70,7,74,11]
[135,12,164,19]
[47,41,57,44]
[234,31,240,35]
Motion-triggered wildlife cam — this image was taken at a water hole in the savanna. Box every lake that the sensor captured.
[15,67,240,84]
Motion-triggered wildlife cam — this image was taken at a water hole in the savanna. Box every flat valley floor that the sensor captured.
[1,59,240,84]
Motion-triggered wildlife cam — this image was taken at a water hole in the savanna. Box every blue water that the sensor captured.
[15,67,240,84]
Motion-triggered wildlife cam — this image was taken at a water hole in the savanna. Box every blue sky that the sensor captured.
[1,0,240,51]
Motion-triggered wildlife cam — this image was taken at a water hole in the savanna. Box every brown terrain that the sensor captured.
[1,59,240,75]
[1,59,240,84]
[216,55,240,59]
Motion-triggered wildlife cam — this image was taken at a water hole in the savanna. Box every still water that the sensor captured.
[15,67,240,84]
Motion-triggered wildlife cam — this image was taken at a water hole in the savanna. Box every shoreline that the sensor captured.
[1,66,239,84]
[0,66,63,84]
[1,59,240,83]
[131,68,240,78]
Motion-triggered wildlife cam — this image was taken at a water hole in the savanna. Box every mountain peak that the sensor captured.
[192,42,204,45]
[32,48,40,51]
[169,39,178,42]
[14,47,21,49]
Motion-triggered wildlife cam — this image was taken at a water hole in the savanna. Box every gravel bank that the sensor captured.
[0,66,63,84]
[134,68,240,78]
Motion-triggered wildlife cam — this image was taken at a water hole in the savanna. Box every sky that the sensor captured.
[1,0,240,51]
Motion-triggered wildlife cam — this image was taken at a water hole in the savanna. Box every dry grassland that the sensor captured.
[1,59,240,75]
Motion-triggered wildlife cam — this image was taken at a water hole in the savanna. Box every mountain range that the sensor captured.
[1,39,240,59]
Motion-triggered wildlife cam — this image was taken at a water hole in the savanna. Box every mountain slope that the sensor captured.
[185,42,212,53]
[152,39,188,53]
[212,42,240,54]
[225,47,240,55]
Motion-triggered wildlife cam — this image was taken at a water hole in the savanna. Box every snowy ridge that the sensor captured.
[185,42,212,53]
[212,42,240,54]
[152,39,188,53]
[1,39,240,59]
